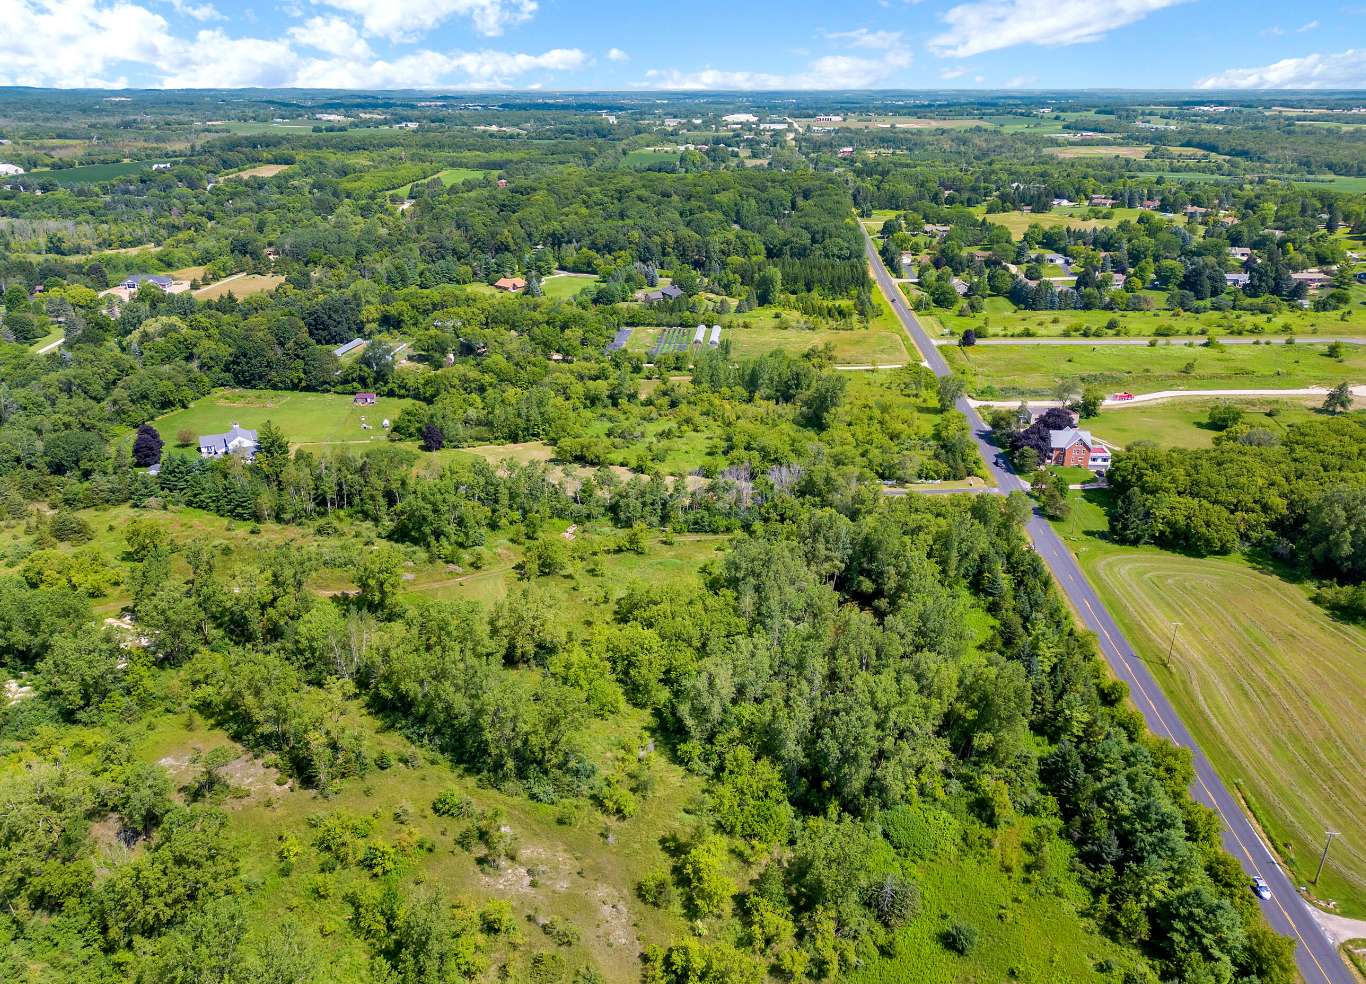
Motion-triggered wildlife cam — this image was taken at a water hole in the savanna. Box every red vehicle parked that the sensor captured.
[1112,392,1135,401]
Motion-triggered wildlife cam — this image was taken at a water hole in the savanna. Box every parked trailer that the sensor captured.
[708,325,722,348]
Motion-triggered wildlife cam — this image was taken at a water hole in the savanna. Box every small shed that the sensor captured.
[354,393,377,405]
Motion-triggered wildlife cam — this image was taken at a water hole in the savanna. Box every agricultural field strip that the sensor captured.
[1090,556,1366,891]
[938,337,1366,346]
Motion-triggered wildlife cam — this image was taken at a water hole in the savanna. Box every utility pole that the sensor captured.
[1315,830,1340,884]
[1166,622,1182,668]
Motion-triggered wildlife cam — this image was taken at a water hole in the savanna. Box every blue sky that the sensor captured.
[2,0,1365,91]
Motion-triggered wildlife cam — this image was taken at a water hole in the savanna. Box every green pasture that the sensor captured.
[947,337,1366,397]
[1293,176,1366,194]
[929,302,1366,341]
[539,274,595,299]
[1045,507,1366,917]
[37,159,180,185]
[140,389,419,448]
[622,150,679,168]
[728,325,909,364]
[209,120,315,136]
[395,167,484,197]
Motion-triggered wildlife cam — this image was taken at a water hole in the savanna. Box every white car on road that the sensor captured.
[1253,877,1272,900]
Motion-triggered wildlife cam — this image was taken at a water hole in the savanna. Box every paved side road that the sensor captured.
[861,227,1355,984]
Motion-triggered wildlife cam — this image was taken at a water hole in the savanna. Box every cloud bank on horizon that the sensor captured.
[0,0,1363,90]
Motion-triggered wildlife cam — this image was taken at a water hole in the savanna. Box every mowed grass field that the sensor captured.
[728,325,910,363]
[194,274,285,299]
[923,304,1366,340]
[1058,528,1366,915]
[1086,397,1361,449]
[143,389,418,448]
[947,338,1366,397]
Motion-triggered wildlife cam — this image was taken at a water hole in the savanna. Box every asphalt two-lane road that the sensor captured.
[861,227,1353,984]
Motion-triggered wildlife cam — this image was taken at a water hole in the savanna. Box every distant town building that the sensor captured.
[722,113,758,123]
[0,163,24,176]
[814,115,843,122]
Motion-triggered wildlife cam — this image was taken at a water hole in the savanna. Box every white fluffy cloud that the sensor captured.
[0,0,582,88]
[1195,49,1366,88]
[929,0,1192,57]
[313,0,537,40]
[820,28,904,49]
[287,16,374,58]
[645,50,911,89]
[607,47,629,62]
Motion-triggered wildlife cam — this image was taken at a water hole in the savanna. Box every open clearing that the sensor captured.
[1044,146,1153,158]
[143,389,418,447]
[395,167,483,196]
[728,325,909,363]
[946,338,1366,397]
[222,164,290,179]
[1084,396,1355,449]
[1064,535,1366,916]
[194,274,284,299]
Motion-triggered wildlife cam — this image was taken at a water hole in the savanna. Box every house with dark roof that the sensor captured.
[121,274,173,291]
[198,424,258,460]
[1048,428,1111,473]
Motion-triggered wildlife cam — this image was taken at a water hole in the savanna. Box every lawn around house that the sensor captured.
[946,337,1366,398]
[1043,501,1366,917]
[141,389,419,449]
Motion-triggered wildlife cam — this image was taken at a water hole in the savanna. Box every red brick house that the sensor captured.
[1048,428,1112,473]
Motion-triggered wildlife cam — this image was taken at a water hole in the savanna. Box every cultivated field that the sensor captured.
[222,164,290,179]
[923,304,1366,341]
[143,389,418,447]
[395,167,483,196]
[41,159,180,185]
[946,337,1366,397]
[1070,540,1366,916]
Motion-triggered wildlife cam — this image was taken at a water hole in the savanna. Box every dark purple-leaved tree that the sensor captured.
[132,424,164,467]
[422,423,445,452]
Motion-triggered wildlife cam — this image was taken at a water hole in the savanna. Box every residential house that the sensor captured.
[658,284,685,300]
[199,424,259,460]
[1292,270,1332,289]
[354,393,377,406]
[1228,247,1251,261]
[1048,428,1112,473]
[923,224,951,237]
[1225,273,1251,289]
[121,274,173,292]
[950,278,970,296]
[494,276,527,292]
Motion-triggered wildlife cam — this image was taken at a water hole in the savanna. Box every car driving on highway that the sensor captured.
[1253,876,1272,900]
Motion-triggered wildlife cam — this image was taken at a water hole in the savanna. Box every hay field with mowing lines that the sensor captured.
[946,337,1366,397]
[1068,534,1366,914]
